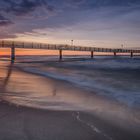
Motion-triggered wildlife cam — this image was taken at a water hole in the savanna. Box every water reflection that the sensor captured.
[52,84,57,96]
[1,61,14,92]
[0,61,59,99]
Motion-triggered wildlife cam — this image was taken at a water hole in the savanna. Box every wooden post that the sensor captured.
[59,49,62,60]
[11,42,15,62]
[2,40,4,47]
[91,51,94,58]
[114,52,117,56]
[131,51,133,58]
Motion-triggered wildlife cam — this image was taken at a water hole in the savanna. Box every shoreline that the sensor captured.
[14,63,140,128]
[0,60,140,139]
[15,61,140,109]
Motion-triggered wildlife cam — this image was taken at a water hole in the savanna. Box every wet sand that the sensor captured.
[0,100,139,140]
[0,60,140,140]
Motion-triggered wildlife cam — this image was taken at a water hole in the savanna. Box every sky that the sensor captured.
[0,0,140,49]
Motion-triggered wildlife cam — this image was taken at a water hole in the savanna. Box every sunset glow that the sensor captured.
[0,0,140,51]
[0,1,140,140]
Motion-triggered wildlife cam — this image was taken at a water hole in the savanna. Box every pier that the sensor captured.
[0,40,140,62]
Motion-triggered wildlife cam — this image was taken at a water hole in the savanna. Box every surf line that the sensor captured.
[72,111,113,140]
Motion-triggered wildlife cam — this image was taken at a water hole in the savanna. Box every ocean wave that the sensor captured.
[16,56,140,108]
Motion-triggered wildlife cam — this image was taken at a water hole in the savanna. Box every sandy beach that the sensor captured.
[0,100,139,140]
[0,57,140,140]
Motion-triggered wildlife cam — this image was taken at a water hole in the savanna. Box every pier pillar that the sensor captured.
[114,52,117,56]
[131,51,133,58]
[2,40,4,47]
[59,49,62,60]
[91,51,94,58]
[11,42,15,63]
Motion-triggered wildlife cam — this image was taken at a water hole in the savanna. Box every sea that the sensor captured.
[0,55,140,131]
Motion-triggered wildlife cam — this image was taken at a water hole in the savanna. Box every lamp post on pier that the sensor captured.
[71,40,74,46]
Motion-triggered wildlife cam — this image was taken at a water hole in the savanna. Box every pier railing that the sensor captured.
[0,40,140,61]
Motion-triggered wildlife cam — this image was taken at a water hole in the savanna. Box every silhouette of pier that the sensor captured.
[0,40,140,62]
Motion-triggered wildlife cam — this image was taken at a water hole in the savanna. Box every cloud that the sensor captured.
[57,0,140,10]
[0,14,13,26]
[0,0,56,28]
[0,0,140,49]
[0,0,54,16]
[0,33,16,39]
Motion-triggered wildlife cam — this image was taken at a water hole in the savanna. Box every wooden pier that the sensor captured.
[0,40,140,62]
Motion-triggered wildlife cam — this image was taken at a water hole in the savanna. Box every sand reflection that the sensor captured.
[2,62,14,91]
[0,61,14,93]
